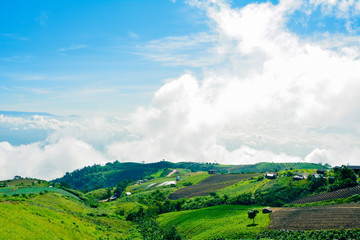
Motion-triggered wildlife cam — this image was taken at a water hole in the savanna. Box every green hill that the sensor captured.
[52,161,326,191]
[52,161,177,191]
[0,192,141,239]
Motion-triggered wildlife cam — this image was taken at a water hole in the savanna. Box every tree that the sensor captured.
[309,175,327,192]
[248,209,259,225]
[331,165,358,190]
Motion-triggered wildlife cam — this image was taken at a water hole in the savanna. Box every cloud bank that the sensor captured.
[1,0,360,180]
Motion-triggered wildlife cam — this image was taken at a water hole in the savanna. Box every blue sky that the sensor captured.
[0,0,210,115]
[1,0,360,179]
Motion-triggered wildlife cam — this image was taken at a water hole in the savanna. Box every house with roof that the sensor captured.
[293,172,308,181]
[264,172,278,179]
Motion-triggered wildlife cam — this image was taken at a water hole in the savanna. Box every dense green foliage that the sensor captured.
[257,229,360,240]
[330,165,359,191]
[114,180,132,198]
[52,161,177,190]
[125,205,182,239]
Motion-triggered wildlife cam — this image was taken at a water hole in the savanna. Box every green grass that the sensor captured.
[157,205,270,240]
[3,187,79,199]
[217,178,270,197]
[0,193,142,239]
[0,179,50,188]
[177,172,210,187]
[0,188,14,193]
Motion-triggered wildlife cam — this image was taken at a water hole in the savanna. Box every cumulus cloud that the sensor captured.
[0,138,106,180]
[108,0,360,166]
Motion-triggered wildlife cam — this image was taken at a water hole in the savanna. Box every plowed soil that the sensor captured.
[291,185,360,204]
[269,204,360,230]
[168,173,259,200]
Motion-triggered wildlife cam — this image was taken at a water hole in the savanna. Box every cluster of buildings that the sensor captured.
[264,165,360,182]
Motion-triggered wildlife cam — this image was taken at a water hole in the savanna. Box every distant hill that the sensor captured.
[52,161,327,191]
[227,162,329,173]
[0,110,54,117]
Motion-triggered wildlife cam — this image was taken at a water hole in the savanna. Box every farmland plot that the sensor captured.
[292,185,360,204]
[169,173,259,200]
[269,204,360,230]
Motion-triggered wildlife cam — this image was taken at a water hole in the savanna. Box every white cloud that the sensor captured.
[2,33,30,41]
[136,32,219,67]
[129,31,140,39]
[0,138,106,180]
[56,44,88,53]
[0,115,71,130]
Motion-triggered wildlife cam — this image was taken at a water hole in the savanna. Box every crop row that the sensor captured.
[169,173,259,200]
[292,185,360,204]
[269,204,360,230]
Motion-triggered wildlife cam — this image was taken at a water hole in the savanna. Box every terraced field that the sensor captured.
[269,204,360,230]
[292,185,360,204]
[168,173,259,200]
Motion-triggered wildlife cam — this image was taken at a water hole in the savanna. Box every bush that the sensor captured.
[85,197,99,208]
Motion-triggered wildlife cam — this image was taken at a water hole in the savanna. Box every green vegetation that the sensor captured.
[228,162,327,174]
[248,209,259,225]
[52,161,324,191]
[158,205,270,240]
[52,161,178,191]
[0,192,141,239]
[258,229,360,240]
[330,165,358,191]
[177,172,209,187]
[1,162,358,239]
[3,187,79,199]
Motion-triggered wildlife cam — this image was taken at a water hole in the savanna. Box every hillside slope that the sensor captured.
[0,193,141,239]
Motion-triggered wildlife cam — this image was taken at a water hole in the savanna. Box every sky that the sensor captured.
[1,0,360,180]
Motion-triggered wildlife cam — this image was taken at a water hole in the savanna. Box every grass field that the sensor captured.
[0,178,50,188]
[216,177,270,197]
[158,205,270,240]
[177,172,209,187]
[0,193,141,239]
[1,187,79,199]
[169,173,260,200]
